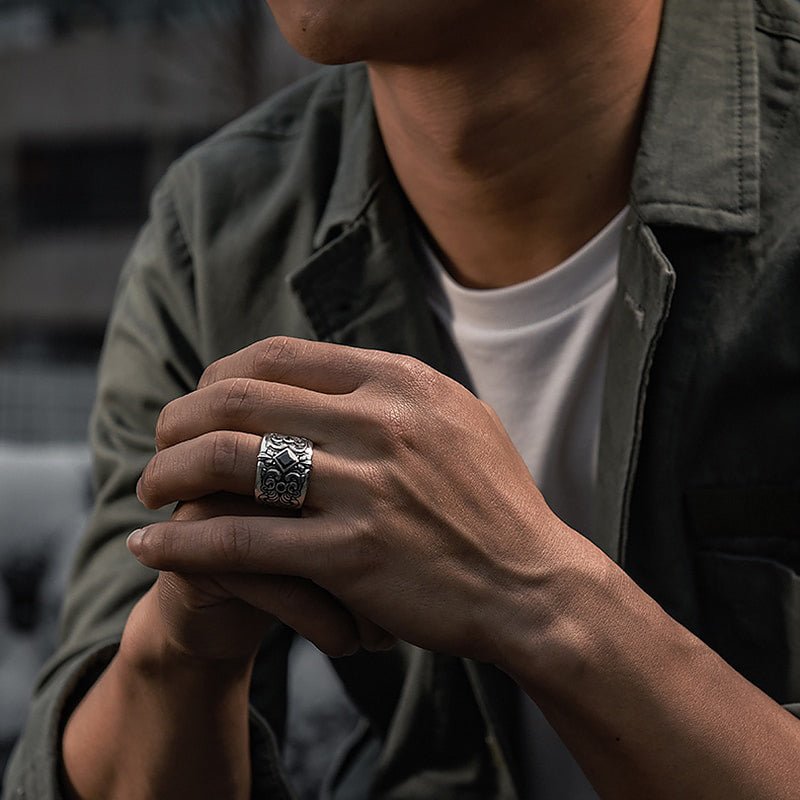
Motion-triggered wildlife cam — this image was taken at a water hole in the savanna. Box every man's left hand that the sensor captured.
[132,336,601,670]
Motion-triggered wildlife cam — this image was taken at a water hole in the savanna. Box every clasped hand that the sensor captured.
[130,336,581,670]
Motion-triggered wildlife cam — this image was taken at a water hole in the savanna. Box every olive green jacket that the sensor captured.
[6,0,800,796]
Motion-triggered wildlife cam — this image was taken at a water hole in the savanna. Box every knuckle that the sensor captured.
[154,401,177,450]
[372,359,449,450]
[198,361,220,389]
[378,355,441,409]
[219,377,257,422]
[254,335,298,381]
[416,367,442,402]
[216,517,253,567]
[394,354,432,388]
[137,460,162,505]
[207,431,240,479]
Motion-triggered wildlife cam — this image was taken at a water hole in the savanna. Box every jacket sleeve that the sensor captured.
[2,174,296,800]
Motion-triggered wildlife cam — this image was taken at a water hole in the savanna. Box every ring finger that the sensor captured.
[137,430,346,512]
[155,378,350,450]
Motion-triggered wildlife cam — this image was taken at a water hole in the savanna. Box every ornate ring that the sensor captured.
[255,433,314,510]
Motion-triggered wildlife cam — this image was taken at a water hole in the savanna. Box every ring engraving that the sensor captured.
[255,433,313,510]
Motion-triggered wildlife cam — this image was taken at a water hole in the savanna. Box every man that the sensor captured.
[5,0,800,797]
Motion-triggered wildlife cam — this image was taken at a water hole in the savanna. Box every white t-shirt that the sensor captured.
[422,207,628,799]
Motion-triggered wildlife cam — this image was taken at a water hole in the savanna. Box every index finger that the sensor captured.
[127,514,342,582]
[199,336,381,394]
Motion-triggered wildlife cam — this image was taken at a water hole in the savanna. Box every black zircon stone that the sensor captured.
[275,448,297,470]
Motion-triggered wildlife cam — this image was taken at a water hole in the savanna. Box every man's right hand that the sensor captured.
[148,493,364,663]
[62,493,369,800]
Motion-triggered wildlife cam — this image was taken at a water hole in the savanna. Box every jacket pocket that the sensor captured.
[687,484,800,703]
[695,551,800,702]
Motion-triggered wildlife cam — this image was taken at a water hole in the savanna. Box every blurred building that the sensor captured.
[0,2,320,786]
[0,0,315,443]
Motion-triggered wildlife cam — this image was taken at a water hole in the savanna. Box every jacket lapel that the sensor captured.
[593,217,676,562]
[594,0,761,562]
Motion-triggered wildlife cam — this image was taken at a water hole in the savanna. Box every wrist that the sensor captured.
[63,586,255,800]
[489,523,633,696]
[119,585,255,691]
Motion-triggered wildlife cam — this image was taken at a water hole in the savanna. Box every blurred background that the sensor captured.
[0,0,315,443]
[0,1,356,794]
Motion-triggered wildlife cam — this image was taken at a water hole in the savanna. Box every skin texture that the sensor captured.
[65,338,800,799]
[62,2,800,798]
[135,339,800,800]
[134,340,569,663]
[265,0,517,66]
[270,0,661,287]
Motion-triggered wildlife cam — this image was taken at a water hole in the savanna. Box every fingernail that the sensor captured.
[135,478,143,502]
[126,528,146,555]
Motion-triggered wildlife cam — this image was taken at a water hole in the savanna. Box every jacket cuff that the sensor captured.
[3,639,119,799]
[249,705,296,799]
[4,641,296,800]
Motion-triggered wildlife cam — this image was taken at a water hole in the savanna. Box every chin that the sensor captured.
[264,0,484,66]
[265,0,377,64]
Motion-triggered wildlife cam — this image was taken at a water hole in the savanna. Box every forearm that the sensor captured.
[502,546,800,799]
[62,586,254,800]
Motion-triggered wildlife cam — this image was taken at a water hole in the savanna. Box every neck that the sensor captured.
[367,1,663,288]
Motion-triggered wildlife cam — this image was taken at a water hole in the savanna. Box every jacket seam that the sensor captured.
[734,7,745,215]
[636,199,744,214]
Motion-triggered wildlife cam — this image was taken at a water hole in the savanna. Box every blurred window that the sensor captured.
[16,137,148,230]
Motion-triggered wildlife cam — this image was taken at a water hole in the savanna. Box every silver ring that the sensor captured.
[255,433,314,510]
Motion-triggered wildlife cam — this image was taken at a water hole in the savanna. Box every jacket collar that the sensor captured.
[311,65,385,252]
[632,0,760,233]
[308,0,761,249]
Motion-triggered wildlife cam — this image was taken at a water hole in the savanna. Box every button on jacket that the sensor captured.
[5,0,800,797]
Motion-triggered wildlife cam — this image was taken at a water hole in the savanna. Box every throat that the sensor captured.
[366,0,662,288]
[417,199,631,291]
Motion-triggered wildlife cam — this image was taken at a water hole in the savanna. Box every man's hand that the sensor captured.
[147,495,365,662]
[131,336,594,669]
[119,335,800,800]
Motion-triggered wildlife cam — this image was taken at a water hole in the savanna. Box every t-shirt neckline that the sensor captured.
[421,206,628,330]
